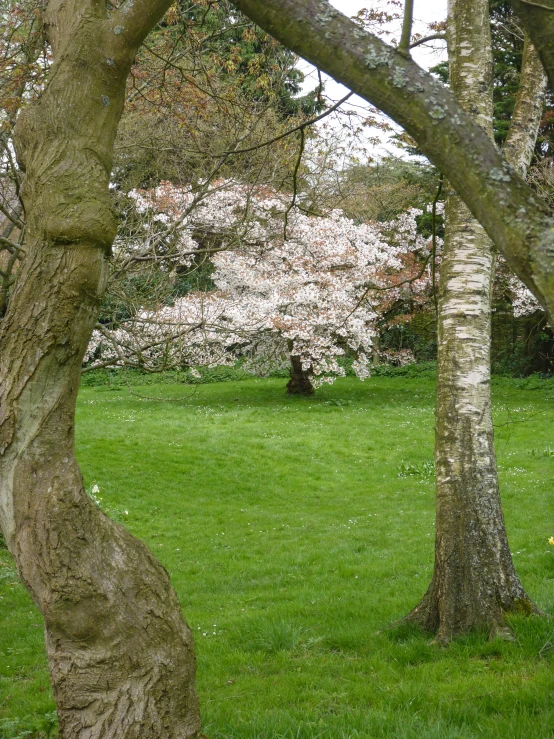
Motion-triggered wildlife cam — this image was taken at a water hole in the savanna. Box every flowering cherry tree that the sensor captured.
[507,272,543,318]
[87,179,410,392]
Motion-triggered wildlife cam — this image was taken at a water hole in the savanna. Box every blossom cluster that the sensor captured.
[87,180,432,384]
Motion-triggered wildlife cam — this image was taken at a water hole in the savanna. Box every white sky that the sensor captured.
[331,0,448,69]
[300,0,448,158]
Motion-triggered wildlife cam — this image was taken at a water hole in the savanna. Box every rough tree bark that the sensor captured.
[286,342,315,395]
[0,1,204,736]
[406,4,545,639]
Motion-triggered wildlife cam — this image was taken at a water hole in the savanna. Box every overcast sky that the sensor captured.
[331,0,447,68]
[300,0,448,158]
[303,0,448,92]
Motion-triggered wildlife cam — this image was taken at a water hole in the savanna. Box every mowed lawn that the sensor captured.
[2,375,554,738]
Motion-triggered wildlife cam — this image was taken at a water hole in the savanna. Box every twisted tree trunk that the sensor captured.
[0,1,204,736]
[407,0,544,640]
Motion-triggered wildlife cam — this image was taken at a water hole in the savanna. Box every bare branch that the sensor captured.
[283,127,306,240]
[0,202,24,230]
[0,236,25,257]
[232,0,554,316]
[398,0,414,57]
[518,0,554,9]
[216,92,353,157]
[409,33,446,49]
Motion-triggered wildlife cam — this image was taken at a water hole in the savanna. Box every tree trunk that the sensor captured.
[286,344,315,395]
[503,36,548,177]
[406,0,540,640]
[372,334,381,367]
[407,198,537,639]
[0,2,203,736]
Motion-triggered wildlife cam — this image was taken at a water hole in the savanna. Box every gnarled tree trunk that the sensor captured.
[407,0,543,640]
[0,1,204,736]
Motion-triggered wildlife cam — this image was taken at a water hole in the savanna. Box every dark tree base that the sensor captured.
[286,375,315,395]
[286,353,315,395]
[405,576,541,643]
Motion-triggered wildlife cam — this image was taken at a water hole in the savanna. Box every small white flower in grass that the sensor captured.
[91,484,100,494]
[124,510,129,516]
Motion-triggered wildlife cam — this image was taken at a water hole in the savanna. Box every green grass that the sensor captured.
[2,375,554,738]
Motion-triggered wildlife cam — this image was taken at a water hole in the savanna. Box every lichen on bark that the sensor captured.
[0,0,205,735]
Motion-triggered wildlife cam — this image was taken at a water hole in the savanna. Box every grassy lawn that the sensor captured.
[1,375,554,738]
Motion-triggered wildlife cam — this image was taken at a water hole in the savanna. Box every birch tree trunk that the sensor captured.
[0,1,204,736]
[407,1,543,640]
[504,36,548,178]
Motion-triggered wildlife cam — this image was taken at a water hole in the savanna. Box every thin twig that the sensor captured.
[283,127,305,240]
[125,380,200,403]
[215,92,353,157]
[398,0,414,57]
[409,33,446,49]
[519,0,554,10]
[493,410,543,428]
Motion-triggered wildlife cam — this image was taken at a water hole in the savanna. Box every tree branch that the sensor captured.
[409,33,446,49]
[503,35,547,176]
[283,127,306,240]
[0,236,25,257]
[0,201,24,230]
[109,0,176,50]
[231,0,554,318]
[217,92,353,156]
[511,1,554,92]
[398,0,414,57]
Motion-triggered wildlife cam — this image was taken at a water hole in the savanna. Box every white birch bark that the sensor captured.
[504,36,548,178]
[407,2,544,639]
